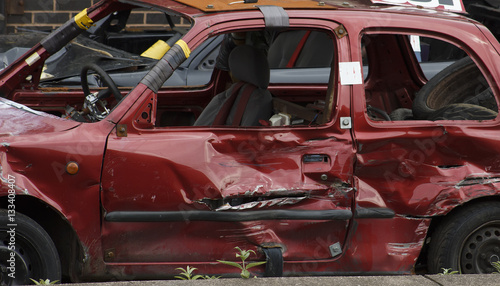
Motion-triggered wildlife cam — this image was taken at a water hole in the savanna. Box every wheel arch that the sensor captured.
[0,195,85,282]
[416,195,500,272]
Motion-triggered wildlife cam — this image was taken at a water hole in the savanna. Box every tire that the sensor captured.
[413,56,490,119]
[428,202,500,274]
[463,88,498,111]
[389,108,413,121]
[428,103,497,121]
[0,210,61,285]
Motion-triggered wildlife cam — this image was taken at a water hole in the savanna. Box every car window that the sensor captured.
[361,33,498,122]
[267,30,333,84]
[410,35,466,79]
[86,9,186,56]
[155,28,336,128]
[2,8,186,89]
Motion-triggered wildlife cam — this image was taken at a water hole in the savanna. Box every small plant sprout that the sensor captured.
[175,266,203,280]
[202,275,221,279]
[29,279,59,285]
[440,268,459,275]
[217,246,266,279]
[174,266,220,280]
[491,261,500,273]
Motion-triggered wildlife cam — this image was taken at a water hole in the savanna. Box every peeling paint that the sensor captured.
[215,196,307,211]
[244,185,265,196]
[386,242,422,256]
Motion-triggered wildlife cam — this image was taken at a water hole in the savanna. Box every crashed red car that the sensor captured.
[2,0,500,283]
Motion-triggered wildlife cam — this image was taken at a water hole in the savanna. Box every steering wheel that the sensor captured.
[80,63,122,121]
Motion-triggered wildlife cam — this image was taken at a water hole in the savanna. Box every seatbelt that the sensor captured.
[286,30,311,68]
[212,81,245,125]
[232,84,257,126]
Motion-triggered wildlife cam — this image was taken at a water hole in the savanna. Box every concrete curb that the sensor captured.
[64,275,500,286]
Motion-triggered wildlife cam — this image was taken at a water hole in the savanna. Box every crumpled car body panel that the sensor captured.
[2,0,500,282]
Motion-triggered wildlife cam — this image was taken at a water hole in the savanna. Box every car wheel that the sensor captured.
[428,202,500,274]
[0,210,61,285]
[428,103,497,121]
[413,56,490,119]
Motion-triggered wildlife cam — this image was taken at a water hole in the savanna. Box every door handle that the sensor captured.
[303,154,329,163]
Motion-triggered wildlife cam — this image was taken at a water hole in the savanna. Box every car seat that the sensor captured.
[194,45,273,126]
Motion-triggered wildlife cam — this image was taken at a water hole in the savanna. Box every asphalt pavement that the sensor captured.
[62,275,500,286]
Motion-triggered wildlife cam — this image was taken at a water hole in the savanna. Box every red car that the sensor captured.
[1,0,500,283]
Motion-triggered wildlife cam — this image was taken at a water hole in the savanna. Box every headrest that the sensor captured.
[229,45,270,89]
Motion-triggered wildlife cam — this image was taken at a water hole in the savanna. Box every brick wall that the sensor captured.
[4,0,188,34]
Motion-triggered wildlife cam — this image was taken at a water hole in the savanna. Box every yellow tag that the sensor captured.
[175,40,191,59]
[141,40,171,60]
[75,9,94,30]
[25,52,41,66]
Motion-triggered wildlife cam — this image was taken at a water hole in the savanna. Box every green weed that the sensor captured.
[217,246,266,279]
[491,261,500,273]
[29,279,59,285]
[174,266,220,280]
[440,268,459,275]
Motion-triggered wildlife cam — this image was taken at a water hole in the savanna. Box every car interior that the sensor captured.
[154,28,335,128]
[362,33,498,122]
[8,11,499,126]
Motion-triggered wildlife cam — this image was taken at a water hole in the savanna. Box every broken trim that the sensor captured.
[105,209,352,222]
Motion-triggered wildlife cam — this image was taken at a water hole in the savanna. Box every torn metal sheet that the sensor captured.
[215,196,307,211]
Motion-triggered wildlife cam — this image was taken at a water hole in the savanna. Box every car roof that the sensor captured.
[121,0,468,22]
[176,0,340,12]
[123,0,352,13]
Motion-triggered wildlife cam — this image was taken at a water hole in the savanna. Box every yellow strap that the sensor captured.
[175,40,191,59]
[141,40,171,60]
[75,9,94,30]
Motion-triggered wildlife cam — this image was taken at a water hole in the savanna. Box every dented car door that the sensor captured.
[99,21,356,267]
[101,126,355,264]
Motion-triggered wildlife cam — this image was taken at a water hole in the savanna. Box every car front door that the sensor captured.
[99,15,356,275]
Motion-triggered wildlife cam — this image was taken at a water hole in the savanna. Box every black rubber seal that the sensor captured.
[354,208,395,219]
[106,209,353,222]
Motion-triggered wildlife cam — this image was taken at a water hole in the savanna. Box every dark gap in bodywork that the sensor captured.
[199,192,309,211]
[437,164,463,169]
[457,176,500,186]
